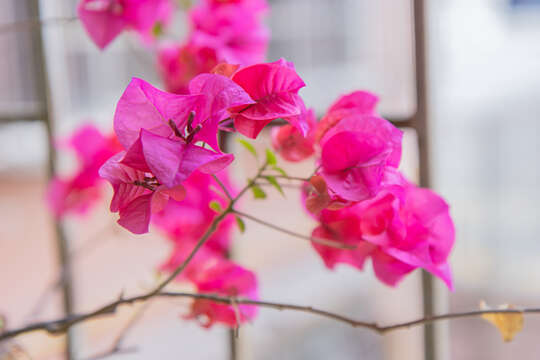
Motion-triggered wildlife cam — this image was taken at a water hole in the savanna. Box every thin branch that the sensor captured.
[2,291,539,341]
[232,210,355,250]
[142,162,270,298]
[150,208,233,296]
[212,174,233,200]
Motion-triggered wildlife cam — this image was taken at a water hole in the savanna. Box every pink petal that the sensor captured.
[162,184,188,201]
[139,130,186,188]
[327,91,379,115]
[233,115,272,138]
[231,63,304,99]
[117,193,153,234]
[181,145,235,175]
[231,63,305,120]
[234,92,304,121]
[188,73,254,151]
[120,135,151,172]
[151,185,186,213]
[114,78,203,149]
[99,152,147,211]
[320,132,389,202]
[78,0,126,49]
[321,131,387,173]
[189,73,254,112]
[321,115,403,167]
[370,249,416,287]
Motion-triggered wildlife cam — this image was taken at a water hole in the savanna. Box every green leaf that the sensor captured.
[265,176,284,197]
[265,148,277,165]
[237,139,257,158]
[209,200,223,213]
[251,185,267,199]
[152,22,164,37]
[235,216,246,233]
[177,0,193,10]
[272,166,288,178]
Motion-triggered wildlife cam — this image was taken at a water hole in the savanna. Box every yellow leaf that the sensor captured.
[480,301,524,342]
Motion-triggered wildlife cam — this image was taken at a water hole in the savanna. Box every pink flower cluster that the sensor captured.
[78,0,175,49]
[47,124,122,219]
[97,59,306,326]
[272,91,455,288]
[100,59,307,232]
[157,0,269,94]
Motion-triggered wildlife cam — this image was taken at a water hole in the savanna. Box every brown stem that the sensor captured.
[2,292,538,342]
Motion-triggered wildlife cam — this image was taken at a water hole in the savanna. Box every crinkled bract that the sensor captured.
[229,61,308,138]
[311,172,455,290]
[319,115,403,202]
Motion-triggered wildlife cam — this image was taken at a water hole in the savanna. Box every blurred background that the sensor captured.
[1,0,540,359]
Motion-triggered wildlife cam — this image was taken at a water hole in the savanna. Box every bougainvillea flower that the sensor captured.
[271,108,316,162]
[121,129,233,188]
[105,77,242,233]
[157,43,219,95]
[99,152,186,234]
[187,258,259,328]
[311,173,455,289]
[189,1,269,66]
[153,170,237,255]
[188,73,255,151]
[229,61,307,138]
[319,115,403,202]
[78,0,174,49]
[315,90,379,142]
[46,124,122,218]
